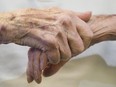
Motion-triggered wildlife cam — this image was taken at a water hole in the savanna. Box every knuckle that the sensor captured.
[58,14,71,25]
[43,34,57,48]
[64,15,72,24]
[47,53,60,64]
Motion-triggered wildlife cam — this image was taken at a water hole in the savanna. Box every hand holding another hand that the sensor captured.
[25,8,93,83]
[0,7,93,84]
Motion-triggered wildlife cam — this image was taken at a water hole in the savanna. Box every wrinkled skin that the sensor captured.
[26,8,93,83]
[0,7,93,84]
[0,8,115,84]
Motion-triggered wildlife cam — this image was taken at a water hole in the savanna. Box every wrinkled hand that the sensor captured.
[26,8,93,83]
[0,8,92,62]
[0,7,93,84]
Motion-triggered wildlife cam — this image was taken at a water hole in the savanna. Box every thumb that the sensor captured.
[76,11,92,22]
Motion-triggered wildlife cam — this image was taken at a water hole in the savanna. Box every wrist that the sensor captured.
[88,15,116,46]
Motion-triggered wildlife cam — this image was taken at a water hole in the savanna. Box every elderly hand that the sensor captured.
[0,8,93,84]
[0,8,92,62]
[26,8,93,83]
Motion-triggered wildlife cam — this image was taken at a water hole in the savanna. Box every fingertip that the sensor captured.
[27,76,33,83]
[83,11,92,21]
[34,76,42,84]
[26,69,33,83]
[77,11,92,22]
[84,11,92,16]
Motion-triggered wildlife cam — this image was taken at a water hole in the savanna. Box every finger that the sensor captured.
[42,33,61,64]
[28,29,61,64]
[64,9,91,22]
[67,32,85,56]
[43,61,68,77]
[26,68,33,83]
[40,52,47,70]
[46,47,60,64]
[26,48,34,83]
[76,11,92,22]
[62,17,84,56]
[76,17,93,49]
[55,27,71,61]
[33,48,42,84]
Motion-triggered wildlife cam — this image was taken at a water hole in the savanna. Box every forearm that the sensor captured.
[88,15,116,46]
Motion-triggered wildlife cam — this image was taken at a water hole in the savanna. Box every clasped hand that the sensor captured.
[0,7,93,83]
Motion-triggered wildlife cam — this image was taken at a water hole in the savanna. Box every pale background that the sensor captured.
[0,0,116,87]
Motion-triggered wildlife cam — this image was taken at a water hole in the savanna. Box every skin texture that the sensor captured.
[0,7,93,84]
[27,13,116,83]
[26,8,93,83]
[0,7,115,84]
[41,15,116,80]
[0,8,93,61]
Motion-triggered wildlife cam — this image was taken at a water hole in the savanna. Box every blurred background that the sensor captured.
[0,0,116,87]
